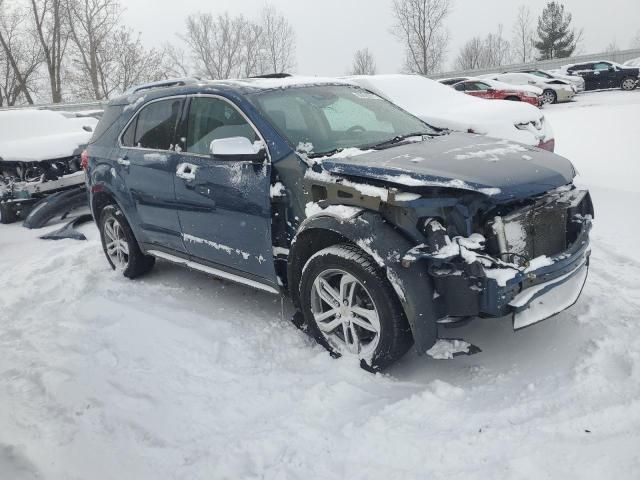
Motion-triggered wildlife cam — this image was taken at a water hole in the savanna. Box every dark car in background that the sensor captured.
[85,77,593,370]
[562,61,639,91]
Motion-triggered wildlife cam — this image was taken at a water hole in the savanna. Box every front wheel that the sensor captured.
[98,205,155,279]
[621,77,637,91]
[299,244,413,371]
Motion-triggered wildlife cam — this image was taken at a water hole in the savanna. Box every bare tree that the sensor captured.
[65,0,120,100]
[604,39,618,53]
[512,5,535,64]
[455,37,484,70]
[391,0,451,75]
[260,4,295,74]
[483,25,510,67]
[350,48,376,75]
[160,42,191,78]
[183,12,247,79]
[455,26,510,71]
[0,1,41,105]
[29,0,67,102]
[241,21,264,77]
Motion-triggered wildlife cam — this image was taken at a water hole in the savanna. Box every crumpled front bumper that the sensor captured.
[404,215,592,330]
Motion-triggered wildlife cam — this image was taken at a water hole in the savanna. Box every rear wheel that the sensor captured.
[542,89,557,104]
[98,205,155,279]
[621,77,637,91]
[299,244,413,371]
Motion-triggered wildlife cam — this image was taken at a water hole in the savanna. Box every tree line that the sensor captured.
[1,0,638,106]
[0,0,295,106]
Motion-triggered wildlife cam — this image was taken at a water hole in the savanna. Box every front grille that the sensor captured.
[487,189,591,264]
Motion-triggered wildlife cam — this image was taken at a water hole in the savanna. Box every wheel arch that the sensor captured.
[289,210,439,354]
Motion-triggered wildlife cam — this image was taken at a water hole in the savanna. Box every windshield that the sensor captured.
[251,84,436,156]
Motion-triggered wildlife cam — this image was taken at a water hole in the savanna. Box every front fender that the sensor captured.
[290,209,438,354]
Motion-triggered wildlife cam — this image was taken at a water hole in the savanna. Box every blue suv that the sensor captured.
[85,77,593,370]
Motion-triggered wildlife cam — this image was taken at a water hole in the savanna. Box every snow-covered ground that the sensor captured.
[1,91,640,480]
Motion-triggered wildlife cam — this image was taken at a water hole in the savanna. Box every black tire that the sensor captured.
[299,244,413,371]
[621,77,637,91]
[542,89,557,104]
[98,204,155,279]
[505,96,521,101]
[0,202,18,224]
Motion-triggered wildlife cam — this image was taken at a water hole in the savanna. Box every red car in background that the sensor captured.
[452,79,543,107]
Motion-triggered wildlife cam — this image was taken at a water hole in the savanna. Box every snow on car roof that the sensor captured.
[0,109,98,162]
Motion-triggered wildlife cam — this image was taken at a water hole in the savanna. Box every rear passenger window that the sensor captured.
[454,83,465,91]
[186,97,258,155]
[122,98,183,150]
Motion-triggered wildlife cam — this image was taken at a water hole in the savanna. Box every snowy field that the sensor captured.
[1,91,640,480]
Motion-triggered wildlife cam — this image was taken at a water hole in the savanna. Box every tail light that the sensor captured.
[81,149,89,171]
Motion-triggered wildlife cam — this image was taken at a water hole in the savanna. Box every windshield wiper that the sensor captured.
[364,131,437,150]
[306,148,344,159]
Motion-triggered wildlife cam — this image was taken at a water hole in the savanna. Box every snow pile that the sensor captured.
[0,110,98,162]
[349,75,552,146]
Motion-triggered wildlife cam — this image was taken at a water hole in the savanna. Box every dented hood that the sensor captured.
[320,133,575,202]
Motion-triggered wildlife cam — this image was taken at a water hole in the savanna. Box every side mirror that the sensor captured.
[608,66,616,72]
[210,137,267,163]
[487,88,496,93]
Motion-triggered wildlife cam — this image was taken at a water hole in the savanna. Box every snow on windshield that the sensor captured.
[349,75,551,146]
[0,110,98,162]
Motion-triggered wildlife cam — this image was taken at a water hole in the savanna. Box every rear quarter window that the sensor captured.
[89,105,123,144]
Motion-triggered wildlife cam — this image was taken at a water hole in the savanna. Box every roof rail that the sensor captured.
[125,77,202,95]
[249,73,292,79]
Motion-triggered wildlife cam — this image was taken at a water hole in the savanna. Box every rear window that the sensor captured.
[89,105,123,144]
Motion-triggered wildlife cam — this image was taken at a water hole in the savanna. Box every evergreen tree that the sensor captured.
[535,2,578,59]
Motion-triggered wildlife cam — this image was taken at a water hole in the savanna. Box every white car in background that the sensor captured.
[517,69,586,92]
[348,74,555,151]
[623,57,640,68]
[480,72,576,104]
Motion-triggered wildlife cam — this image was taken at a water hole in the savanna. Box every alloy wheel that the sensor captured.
[104,217,129,270]
[543,90,556,104]
[622,78,635,90]
[310,269,381,359]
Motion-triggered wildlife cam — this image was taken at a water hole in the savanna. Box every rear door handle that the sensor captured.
[176,162,198,181]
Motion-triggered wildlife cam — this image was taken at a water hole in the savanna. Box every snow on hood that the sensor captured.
[0,110,98,162]
[317,133,575,202]
[348,75,551,146]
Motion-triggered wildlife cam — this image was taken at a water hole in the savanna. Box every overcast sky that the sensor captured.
[122,0,640,75]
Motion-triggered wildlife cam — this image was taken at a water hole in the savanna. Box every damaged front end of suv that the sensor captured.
[293,135,593,358]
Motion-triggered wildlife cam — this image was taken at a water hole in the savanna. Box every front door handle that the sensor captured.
[176,162,198,181]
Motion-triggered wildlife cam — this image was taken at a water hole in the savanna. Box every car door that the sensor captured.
[592,62,612,88]
[572,64,598,90]
[173,95,276,282]
[118,96,187,253]
[467,81,493,99]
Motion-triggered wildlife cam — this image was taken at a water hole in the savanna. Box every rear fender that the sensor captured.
[89,162,144,242]
[289,209,438,354]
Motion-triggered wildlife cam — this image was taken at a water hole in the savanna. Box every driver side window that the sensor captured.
[186,97,258,155]
[593,62,611,71]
